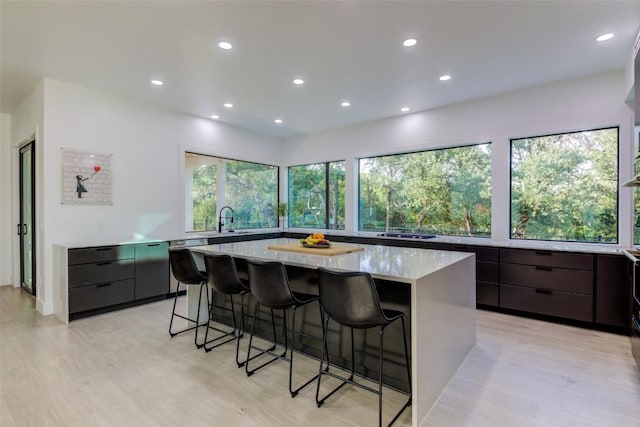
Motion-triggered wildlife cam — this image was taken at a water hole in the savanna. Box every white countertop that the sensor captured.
[54,228,626,255]
[54,238,168,249]
[190,238,473,284]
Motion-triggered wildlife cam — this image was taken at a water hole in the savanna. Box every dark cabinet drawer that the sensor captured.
[500,284,593,322]
[500,263,592,295]
[477,282,499,306]
[477,261,498,283]
[500,248,593,270]
[69,245,134,265]
[134,242,169,300]
[69,260,134,288]
[69,279,134,313]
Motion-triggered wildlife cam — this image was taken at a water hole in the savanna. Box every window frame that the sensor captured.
[185,151,280,233]
[287,160,346,230]
[357,142,492,237]
[508,126,620,244]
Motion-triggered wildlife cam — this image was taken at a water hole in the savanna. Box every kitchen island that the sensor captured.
[191,238,476,426]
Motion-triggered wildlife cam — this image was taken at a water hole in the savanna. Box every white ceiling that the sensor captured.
[1,1,639,138]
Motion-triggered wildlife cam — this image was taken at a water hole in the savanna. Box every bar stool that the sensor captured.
[168,248,209,348]
[203,253,250,367]
[315,267,412,427]
[245,259,321,398]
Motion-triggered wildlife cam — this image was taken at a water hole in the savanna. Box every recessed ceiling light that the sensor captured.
[210,115,219,119]
[224,103,233,108]
[341,101,351,107]
[293,78,304,85]
[401,107,410,112]
[403,38,417,47]
[274,119,283,124]
[218,41,233,50]
[439,75,451,81]
[596,33,614,42]
[150,79,163,86]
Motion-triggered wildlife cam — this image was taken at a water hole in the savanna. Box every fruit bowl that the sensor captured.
[300,233,331,248]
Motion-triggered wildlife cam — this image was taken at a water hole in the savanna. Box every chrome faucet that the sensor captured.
[218,206,234,233]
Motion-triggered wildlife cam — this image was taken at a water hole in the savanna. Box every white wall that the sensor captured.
[10,79,282,315]
[0,113,13,285]
[282,70,635,244]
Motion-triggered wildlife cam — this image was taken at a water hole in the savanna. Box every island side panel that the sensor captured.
[412,254,476,427]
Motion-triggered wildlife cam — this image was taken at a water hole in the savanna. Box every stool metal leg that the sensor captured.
[168,281,183,336]
[386,317,413,426]
[203,291,239,353]
[235,292,247,367]
[383,319,412,427]
[193,282,208,348]
[245,303,282,377]
[316,318,412,427]
[379,327,384,427]
[289,306,320,398]
[169,281,201,339]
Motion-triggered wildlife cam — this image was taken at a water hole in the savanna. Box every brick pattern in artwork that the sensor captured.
[62,149,112,205]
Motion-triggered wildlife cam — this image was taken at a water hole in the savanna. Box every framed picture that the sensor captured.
[61,149,112,205]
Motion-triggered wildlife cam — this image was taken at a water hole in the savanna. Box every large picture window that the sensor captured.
[288,161,345,229]
[359,143,491,236]
[510,127,618,243]
[185,152,278,232]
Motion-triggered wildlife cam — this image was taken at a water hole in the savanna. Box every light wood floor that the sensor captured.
[1,286,639,427]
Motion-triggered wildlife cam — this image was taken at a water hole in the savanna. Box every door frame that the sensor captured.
[18,139,36,296]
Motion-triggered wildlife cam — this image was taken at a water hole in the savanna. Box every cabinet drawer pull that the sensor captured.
[96,261,112,266]
[535,288,553,295]
[96,247,114,252]
[96,283,112,288]
[535,250,552,256]
[147,243,161,247]
[535,266,553,271]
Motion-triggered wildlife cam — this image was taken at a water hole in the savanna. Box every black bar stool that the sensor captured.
[202,254,250,367]
[168,248,209,348]
[244,259,322,398]
[315,267,412,427]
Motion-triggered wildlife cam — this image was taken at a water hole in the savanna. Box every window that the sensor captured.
[185,152,278,232]
[288,161,345,229]
[359,144,491,236]
[510,127,618,243]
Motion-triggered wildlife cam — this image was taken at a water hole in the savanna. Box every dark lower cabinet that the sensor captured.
[595,255,632,328]
[134,242,170,299]
[498,248,595,323]
[500,284,593,322]
[68,241,169,317]
[69,279,135,313]
[476,282,499,306]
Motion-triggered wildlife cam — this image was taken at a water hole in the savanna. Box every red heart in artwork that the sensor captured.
[93,165,102,173]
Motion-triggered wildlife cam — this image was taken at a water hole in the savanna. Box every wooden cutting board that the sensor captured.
[268,242,364,256]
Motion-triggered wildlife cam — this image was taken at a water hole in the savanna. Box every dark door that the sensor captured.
[19,141,36,295]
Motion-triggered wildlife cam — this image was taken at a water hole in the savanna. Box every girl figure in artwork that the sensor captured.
[76,174,88,198]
